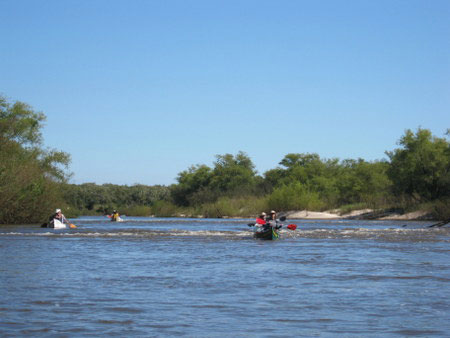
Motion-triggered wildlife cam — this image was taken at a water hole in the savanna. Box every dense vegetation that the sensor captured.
[1,95,449,223]
[62,183,169,216]
[0,95,70,223]
[164,131,449,219]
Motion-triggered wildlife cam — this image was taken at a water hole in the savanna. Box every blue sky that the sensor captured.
[1,0,449,185]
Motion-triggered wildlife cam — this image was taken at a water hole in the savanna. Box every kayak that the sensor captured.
[254,225,279,240]
[111,217,123,222]
[49,219,66,229]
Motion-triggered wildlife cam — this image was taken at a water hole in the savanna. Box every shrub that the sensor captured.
[267,182,325,211]
[151,200,179,217]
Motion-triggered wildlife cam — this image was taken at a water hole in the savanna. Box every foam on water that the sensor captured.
[1,226,449,242]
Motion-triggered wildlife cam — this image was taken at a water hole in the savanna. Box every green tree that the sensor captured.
[263,153,391,209]
[62,183,170,213]
[209,151,257,196]
[170,151,260,207]
[336,159,391,206]
[386,128,450,202]
[0,95,71,224]
[0,97,45,146]
[267,182,324,211]
[170,165,213,206]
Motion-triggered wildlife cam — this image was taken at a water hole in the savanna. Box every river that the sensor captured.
[1,217,449,337]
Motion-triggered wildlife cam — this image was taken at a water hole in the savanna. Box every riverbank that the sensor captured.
[168,208,436,221]
[285,209,434,220]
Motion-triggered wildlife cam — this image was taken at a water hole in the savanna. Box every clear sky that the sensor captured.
[1,0,449,186]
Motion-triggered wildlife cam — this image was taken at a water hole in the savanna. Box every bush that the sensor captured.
[420,199,450,220]
[121,205,153,217]
[267,182,325,211]
[338,203,370,215]
[0,96,70,224]
[196,196,267,218]
[151,200,179,217]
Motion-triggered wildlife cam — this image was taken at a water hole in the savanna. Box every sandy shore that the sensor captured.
[285,209,433,220]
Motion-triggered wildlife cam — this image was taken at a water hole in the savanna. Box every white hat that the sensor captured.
[260,212,266,216]
[270,210,276,214]
[56,209,61,213]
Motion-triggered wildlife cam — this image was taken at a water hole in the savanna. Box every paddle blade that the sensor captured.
[69,224,77,229]
[287,224,297,230]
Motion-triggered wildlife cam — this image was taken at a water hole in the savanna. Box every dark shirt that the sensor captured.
[49,213,67,223]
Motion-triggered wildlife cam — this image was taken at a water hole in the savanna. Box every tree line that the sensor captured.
[62,183,169,216]
[165,132,449,219]
[1,95,449,223]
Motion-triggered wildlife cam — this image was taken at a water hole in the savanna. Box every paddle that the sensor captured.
[403,219,450,228]
[40,221,77,229]
[287,224,297,230]
[248,215,287,226]
[248,216,297,230]
[60,213,77,228]
[428,218,450,228]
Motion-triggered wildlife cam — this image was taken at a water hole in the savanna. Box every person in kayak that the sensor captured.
[255,212,267,226]
[268,210,282,229]
[111,210,121,221]
[49,208,69,225]
[269,210,276,221]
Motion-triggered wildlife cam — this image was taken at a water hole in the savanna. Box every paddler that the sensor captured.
[268,210,281,228]
[48,208,69,226]
[255,212,267,226]
[269,210,277,221]
[111,210,120,221]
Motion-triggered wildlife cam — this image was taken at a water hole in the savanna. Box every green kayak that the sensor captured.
[254,225,280,240]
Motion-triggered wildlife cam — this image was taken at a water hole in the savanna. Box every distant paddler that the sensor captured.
[44,208,77,229]
[110,210,122,222]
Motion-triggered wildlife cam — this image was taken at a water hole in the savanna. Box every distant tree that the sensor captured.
[62,183,170,212]
[209,151,257,196]
[263,167,287,188]
[277,153,329,185]
[386,128,450,202]
[267,182,324,211]
[263,153,391,208]
[170,151,260,206]
[336,159,391,206]
[279,153,322,169]
[170,165,213,206]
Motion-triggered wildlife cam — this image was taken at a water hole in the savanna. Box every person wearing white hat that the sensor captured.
[255,212,267,226]
[267,210,280,227]
[269,210,277,220]
[48,208,69,225]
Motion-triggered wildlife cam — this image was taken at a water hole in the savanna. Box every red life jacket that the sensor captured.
[256,217,266,225]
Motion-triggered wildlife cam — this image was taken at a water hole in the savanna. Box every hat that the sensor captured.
[260,212,266,216]
[270,210,276,214]
[56,209,61,213]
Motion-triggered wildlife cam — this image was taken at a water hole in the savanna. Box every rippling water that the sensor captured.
[1,217,449,337]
